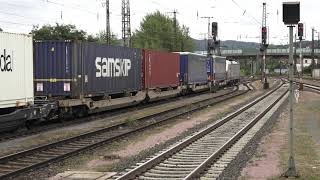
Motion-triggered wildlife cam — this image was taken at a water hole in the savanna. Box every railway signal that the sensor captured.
[298,23,304,90]
[298,23,303,39]
[261,27,267,45]
[282,1,300,177]
[212,22,218,41]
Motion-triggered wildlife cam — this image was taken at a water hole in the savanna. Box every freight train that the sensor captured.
[0,31,240,132]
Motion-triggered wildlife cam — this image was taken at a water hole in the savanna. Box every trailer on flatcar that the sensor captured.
[178,52,210,93]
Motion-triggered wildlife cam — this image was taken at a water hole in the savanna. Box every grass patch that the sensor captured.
[273,95,320,179]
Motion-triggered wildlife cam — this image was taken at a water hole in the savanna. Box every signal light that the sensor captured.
[262,27,267,45]
[298,23,303,37]
[212,22,218,38]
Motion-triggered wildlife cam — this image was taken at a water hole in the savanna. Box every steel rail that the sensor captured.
[184,87,288,179]
[115,81,285,180]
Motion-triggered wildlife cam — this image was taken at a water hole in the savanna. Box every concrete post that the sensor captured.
[284,25,297,177]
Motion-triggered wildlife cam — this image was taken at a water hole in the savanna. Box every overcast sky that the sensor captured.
[0,0,318,45]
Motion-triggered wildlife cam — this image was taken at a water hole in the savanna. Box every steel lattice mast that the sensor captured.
[122,0,131,47]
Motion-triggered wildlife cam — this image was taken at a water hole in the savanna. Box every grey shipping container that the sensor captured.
[213,56,226,82]
[312,69,320,79]
[179,53,208,85]
[227,63,240,81]
[34,41,141,99]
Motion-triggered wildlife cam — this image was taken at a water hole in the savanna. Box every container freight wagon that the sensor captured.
[142,50,181,101]
[226,61,240,85]
[34,41,145,115]
[178,53,209,92]
[212,56,227,83]
[0,32,56,132]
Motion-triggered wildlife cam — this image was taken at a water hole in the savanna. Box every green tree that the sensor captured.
[92,31,121,45]
[31,24,120,45]
[0,28,2,32]
[31,23,88,41]
[132,11,194,52]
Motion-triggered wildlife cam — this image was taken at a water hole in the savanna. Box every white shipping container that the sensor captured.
[0,32,34,108]
[226,61,240,80]
[312,69,320,79]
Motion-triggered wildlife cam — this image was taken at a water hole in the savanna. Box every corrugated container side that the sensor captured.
[179,55,188,84]
[82,43,141,96]
[227,64,240,80]
[34,41,75,97]
[34,41,141,98]
[213,56,227,81]
[0,32,34,108]
[142,50,180,89]
[187,54,208,84]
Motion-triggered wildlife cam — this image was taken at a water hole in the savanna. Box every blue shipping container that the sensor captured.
[206,57,213,80]
[34,41,75,97]
[34,41,141,98]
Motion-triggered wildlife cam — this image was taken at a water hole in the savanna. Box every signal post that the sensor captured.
[282,1,300,177]
[261,2,269,89]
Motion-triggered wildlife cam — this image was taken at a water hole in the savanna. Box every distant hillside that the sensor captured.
[193,39,260,51]
[193,39,320,51]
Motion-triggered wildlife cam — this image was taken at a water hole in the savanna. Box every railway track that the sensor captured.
[291,80,320,92]
[112,81,288,180]
[0,84,250,179]
[300,82,320,92]
[0,86,237,143]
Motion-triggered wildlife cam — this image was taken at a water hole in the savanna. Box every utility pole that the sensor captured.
[167,10,178,51]
[122,0,131,47]
[173,9,177,50]
[312,28,315,68]
[201,16,214,56]
[294,34,297,75]
[105,0,111,45]
[261,2,269,89]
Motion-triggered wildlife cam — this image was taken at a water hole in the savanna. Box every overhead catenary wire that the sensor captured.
[230,0,260,25]
[0,10,57,24]
[42,0,99,15]
[0,20,33,27]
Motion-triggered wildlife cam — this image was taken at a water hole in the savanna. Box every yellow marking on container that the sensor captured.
[34,79,73,82]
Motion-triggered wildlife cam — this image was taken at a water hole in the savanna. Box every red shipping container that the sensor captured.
[142,49,180,90]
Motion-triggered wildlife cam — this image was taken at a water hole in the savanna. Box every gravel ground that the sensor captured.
[239,90,320,179]
[239,102,289,179]
[217,85,289,180]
